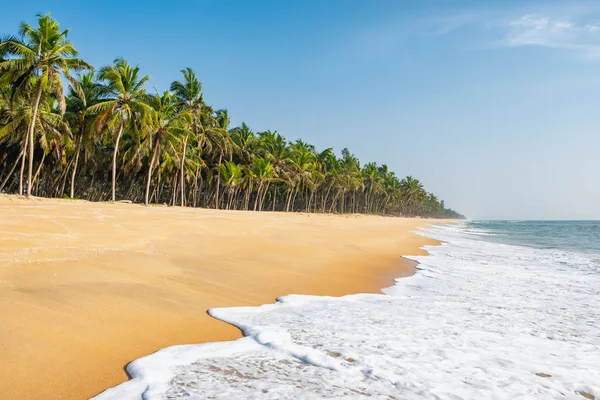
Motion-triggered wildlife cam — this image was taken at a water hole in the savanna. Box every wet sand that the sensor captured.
[0,195,444,399]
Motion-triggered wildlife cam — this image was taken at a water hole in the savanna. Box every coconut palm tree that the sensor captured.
[0,13,91,197]
[64,71,101,198]
[0,14,466,219]
[88,58,152,201]
[170,67,204,206]
[249,156,276,211]
[400,176,425,216]
[230,122,257,163]
[143,90,188,205]
[218,161,243,209]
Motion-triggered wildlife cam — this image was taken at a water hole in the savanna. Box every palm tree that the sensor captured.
[0,14,465,219]
[143,90,186,205]
[88,58,152,201]
[218,161,243,209]
[230,122,256,163]
[170,67,203,206]
[64,72,100,198]
[249,156,276,211]
[400,176,425,216]
[0,14,91,197]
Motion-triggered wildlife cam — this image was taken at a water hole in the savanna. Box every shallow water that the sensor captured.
[95,222,600,399]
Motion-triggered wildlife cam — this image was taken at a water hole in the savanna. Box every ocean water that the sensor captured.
[95,221,600,400]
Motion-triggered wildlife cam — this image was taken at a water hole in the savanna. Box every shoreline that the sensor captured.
[0,195,446,399]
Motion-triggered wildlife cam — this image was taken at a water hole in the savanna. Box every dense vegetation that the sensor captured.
[0,14,464,219]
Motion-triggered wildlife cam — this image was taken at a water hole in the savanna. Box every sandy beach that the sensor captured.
[0,195,444,399]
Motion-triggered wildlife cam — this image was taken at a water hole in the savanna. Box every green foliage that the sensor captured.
[0,14,465,219]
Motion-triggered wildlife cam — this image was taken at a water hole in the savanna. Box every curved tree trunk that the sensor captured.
[111,120,124,202]
[215,153,223,209]
[253,181,263,211]
[271,186,278,211]
[180,132,189,207]
[260,182,270,211]
[285,187,294,212]
[26,83,44,198]
[291,186,300,212]
[0,149,24,192]
[31,151,46,194]
[19,133,30,195]
[145,139,160,205]
[70,132,84,198]
[307,191,314,212]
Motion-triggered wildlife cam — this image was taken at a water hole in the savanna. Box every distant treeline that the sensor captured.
[0,14,464,219]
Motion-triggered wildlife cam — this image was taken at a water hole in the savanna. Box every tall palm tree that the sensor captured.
[64,71,100,198]
[170,67,203,206]
[143,90,187,205]
[88,58,152,201]
[0,13,91,197]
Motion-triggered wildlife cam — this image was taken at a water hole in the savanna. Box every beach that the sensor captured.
[0,195,443,400]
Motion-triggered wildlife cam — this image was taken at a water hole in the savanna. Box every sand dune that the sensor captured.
[0,195,444,399]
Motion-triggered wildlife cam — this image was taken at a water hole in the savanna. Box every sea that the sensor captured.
[95,221,600,400]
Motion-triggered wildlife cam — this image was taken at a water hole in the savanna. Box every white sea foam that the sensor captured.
[94,223,600,400]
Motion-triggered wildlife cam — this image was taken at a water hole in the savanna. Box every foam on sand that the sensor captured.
[95,223,600,399]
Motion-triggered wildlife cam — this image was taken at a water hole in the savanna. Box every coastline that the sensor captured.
[0,195,445,400]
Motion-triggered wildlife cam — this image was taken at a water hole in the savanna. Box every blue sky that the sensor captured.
[2,0,599,219]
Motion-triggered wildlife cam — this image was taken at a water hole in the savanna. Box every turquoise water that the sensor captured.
[468,220,600,256]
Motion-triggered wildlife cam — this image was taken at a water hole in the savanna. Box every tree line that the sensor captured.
[0,14,464,219]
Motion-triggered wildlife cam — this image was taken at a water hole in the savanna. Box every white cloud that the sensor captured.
[503,14,600,58]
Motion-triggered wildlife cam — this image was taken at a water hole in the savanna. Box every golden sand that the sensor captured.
[0,195,444,399]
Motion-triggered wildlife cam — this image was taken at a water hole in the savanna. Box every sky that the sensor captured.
[1,0,599,219]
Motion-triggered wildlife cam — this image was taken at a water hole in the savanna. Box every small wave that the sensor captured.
[95,223,600,400]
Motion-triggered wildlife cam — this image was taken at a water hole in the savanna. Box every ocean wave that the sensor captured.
[94,223,600,400]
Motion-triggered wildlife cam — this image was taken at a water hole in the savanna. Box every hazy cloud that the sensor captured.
[503,14,600,57]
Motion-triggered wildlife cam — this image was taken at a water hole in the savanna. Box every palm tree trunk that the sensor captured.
[26,83,44,198]
[330,192,340,213]
[253,182,263,211]
[271,187,278,211]
[31,151,46,194]
[171,174,178,206]
[180,132,189,207]
[215,153,223,209]
[244,186,251,210]
[285,187,294,212]
[323,184,332,211]
[19,133,29,195]
[291,186,300,212]
[195,174,203,208]
[307,191,314,212]
[260,183,270,211]
[56,156,73,197]
[0,149,24,192]
[145,140,160,205]
[111,120,124,202]
[192,167,199,208]
[70,132,84,198]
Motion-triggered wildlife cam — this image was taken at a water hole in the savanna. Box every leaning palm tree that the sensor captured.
[0,13,91,197]
[88,58,152,201]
